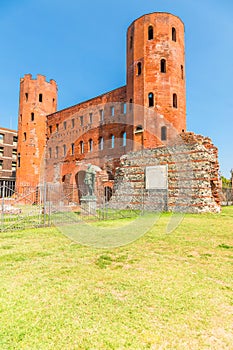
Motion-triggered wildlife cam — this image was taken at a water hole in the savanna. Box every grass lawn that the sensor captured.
[0,207,232,349]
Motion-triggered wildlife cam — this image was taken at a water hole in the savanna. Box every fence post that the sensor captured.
[1,180,5,227]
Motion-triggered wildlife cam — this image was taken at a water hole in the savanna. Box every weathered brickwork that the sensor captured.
[16,74,57,188]
[110,132,221,213]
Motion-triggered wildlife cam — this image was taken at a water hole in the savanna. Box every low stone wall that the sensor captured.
[109,132,221,213]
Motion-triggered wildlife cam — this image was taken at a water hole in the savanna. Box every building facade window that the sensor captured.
[161,126,167,141]
[0,160,3,170]
[160,59,166,73]
[71,143,74,155]
[48,148,52,159]
[173,93,178,108]
[80,141,84,154]
[99,137,104,150]
[31,112,34,121]
[25,93,28,102]
[172,27,176,42]
[121,102,127,114]
[63,121,67,130]
[23,132,26,141]
[0,147,3,156]
[99,109,104,122]
[80,116,83,126]
[0,134,4,143]
[49,125,52,134]
[12,149,17,159]
[39,94,43,102]
[55,146,59,158]
[88,139,93,152]
[148,25,154,40]
[111,134,115,149]
[181,65,184,79]
[72,119,75,128]
[12,161,17,171]
[17,153,21,167]
[137,62,142,75]
[148,92,154,107]
[89,113,93,124]
[63,144,66,156]
[122,131,127,146]
[111,106,115,117]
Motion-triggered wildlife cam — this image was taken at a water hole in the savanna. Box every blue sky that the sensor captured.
[0,0,232,177]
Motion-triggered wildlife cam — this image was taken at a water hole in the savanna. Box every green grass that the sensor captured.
[0,207,232,349]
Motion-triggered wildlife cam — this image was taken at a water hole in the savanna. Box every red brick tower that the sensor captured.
[126,13,186,149]
[16,74,57,189]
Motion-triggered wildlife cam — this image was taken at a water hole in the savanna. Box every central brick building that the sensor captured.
[15,12,221,212]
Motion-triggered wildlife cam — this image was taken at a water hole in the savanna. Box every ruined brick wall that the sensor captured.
[16,74,57,189]
[127,13,186,150]
[110,132,221,213]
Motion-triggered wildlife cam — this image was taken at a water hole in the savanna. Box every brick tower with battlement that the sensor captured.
[16,74,57,189]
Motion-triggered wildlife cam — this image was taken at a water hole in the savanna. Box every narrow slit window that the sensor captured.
[161,59,166,73]
[80,141,84,154]
[71,143,74,155]
[72,119,75,128]
[148,26,153,40]
[56,123,59,132]
[173,93,178,108]
[18,153,21,167]
[80,116,83,126]
[49,125,52,134]
[122,132,127,147]
[31,112,34,121]
[89,113,93,124]
[111,135,115,149]
[39,94,43,102]
[172,27,176,42]
[25,93,28,101]
[63,121,67,130]
[55,146,59,158]
[181,65,184,80]
[137,62,142,75]
[161,126,167,141]
[23,132,26,141]
[99,109,104,122]
[63,144,66,156]
[130,35,133,49]
[148,92,154,107]
[89,139,93,152]
[111,106,115,117]
[99,137,104,150]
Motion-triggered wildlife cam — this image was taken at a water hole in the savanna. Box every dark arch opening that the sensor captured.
[172,27,176,42]
[148,92,154,107]
[173,93,178,108]
[148,26,153,40]
[160,59,166,73]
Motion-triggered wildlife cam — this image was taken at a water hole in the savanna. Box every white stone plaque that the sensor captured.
[145,165,168,189]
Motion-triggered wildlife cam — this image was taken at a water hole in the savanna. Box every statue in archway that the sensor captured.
[84,164,96,196]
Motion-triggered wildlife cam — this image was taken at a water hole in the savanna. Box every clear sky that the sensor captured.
[0,0,232,177]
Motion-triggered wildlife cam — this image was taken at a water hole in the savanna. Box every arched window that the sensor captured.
[181,65,184,80]
[173,93,178,108]
[111,134,115,149]
[161,126,167,141]
[148,92,154,107]
[80,141,84,154]
[99,137,104,150]
[122,131,127,147]
[172,27,176,42]
[137,62,142,75]
[148,26,153,40]
[160,59,166,73]
[88,139,93,152]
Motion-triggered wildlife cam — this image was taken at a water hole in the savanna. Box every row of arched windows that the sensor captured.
[148,93,178,108]
[48,133,127,159]
[137,60,184,79]
[148,25,177,41]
